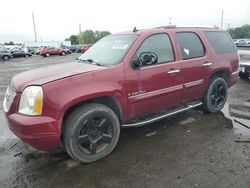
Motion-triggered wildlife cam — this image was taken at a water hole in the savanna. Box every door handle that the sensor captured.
[167,69,180,74]
[202,61,213,67]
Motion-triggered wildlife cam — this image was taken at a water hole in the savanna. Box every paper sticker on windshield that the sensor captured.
[112,44,128,49]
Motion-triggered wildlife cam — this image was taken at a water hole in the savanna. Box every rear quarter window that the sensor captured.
[176,32,205,60]
[204,31,236,54]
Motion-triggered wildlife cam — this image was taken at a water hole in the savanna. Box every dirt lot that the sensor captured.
[0,53,250,188]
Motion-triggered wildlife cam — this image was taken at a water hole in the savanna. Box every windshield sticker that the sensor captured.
[112,44,128,49]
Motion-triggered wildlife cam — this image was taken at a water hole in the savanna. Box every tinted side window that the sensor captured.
[204,31,236,54]
[176,32,205,60]
[136,34,174,65]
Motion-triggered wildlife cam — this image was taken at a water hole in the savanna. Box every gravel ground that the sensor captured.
[0,52,250,188]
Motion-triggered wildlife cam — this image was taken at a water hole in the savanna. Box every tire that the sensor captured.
[3,55,9,61]
[239,71,249,79]
[63,103,120,163]
[202,77,228,113]
[45,53,50,57]
[61,51,66,56]
[25,54,29,58]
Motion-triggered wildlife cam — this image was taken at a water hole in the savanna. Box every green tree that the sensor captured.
[94,31,111,42]
[80,30,95,44]
[65,35,79,45]
[227,24,250,39]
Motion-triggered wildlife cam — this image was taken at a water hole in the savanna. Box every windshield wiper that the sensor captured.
[77,58,105,66]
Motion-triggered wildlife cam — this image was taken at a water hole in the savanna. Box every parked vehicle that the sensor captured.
[0,50,13,61]
[28,47,39,54]
[35,47,44,55]
[11,50,32,58]
[81,44,92,53]
[239,62,250,79]
[69,45,82,53]
[3,26,239,163]
[234,39,250,47]
[40,47,67,57]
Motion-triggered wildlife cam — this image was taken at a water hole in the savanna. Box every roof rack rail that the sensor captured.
[155,25,219,29]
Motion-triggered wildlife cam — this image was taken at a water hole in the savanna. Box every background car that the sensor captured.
[69,45,82,53]
[81,44,92,53]
[40,47,67,57]
[0,50,13,61]
[11,50,32,58]
[234,39,250,47]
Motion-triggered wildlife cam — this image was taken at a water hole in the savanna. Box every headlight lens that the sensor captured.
[19,86,43,115]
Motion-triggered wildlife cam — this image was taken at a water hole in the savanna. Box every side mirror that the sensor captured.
[139,52,158,65]
[131,58,142,68]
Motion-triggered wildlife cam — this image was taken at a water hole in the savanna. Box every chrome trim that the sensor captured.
[167,69,180,74]
[231,70,239,75]
[202,62,213,67]
[184,79,204,88]
[122,102,202,127]
[128,85,183,102]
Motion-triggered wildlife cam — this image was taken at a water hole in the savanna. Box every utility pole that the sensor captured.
[32,12,37,42]
[220,10,224,29]
[79,23,82,44]
[169,17,172,25]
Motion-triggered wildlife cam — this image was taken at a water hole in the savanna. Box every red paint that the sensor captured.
[4,27,239,151]
[40,47,66,56]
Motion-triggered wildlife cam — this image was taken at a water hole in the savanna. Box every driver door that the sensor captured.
[129,33,182,118]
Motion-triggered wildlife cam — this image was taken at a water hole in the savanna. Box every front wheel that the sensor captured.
[202,77,228,113]
[63,103,120,163]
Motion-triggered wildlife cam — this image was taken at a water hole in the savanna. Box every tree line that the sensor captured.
[227,24,250,39]
[65,30,111,45]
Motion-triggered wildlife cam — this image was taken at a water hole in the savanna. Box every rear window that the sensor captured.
[204,31,236,54]
[176,32,205,60]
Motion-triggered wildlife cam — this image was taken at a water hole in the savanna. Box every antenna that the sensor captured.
[133,27,138,32]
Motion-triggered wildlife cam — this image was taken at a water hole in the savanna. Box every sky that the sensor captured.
[0,0,249,43]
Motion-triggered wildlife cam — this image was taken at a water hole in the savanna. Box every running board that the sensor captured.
[122,102,202,127]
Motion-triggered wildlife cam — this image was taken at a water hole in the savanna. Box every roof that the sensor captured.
[113,25,221,36]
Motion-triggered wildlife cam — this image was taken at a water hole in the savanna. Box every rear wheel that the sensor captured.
[63,103,120,163]
[45,53,50,57]
[202,77,228,113]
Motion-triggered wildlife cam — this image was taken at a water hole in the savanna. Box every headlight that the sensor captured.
[19,86,43,115]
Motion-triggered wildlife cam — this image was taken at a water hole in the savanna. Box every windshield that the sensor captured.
[78,35,138,66]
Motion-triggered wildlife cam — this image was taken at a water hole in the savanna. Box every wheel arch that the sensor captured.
[61,95,124,134]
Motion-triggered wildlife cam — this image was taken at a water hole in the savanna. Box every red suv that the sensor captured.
[3,26,239,163]
[40,47,67,57]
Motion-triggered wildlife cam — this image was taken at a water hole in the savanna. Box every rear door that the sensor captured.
[175,31,212,103]
[128,33,182,118]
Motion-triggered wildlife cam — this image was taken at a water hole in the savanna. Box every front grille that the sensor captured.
[3,86,16,113]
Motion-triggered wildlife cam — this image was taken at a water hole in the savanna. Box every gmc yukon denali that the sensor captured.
[3,26,239,163]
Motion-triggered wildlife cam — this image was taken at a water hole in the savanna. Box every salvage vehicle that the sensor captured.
[3,26,239,163]
[40,47,67,57]
[11,50,32,58]
[0,50,13,61]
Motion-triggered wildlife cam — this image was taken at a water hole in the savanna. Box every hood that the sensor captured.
[11,62,105,92]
